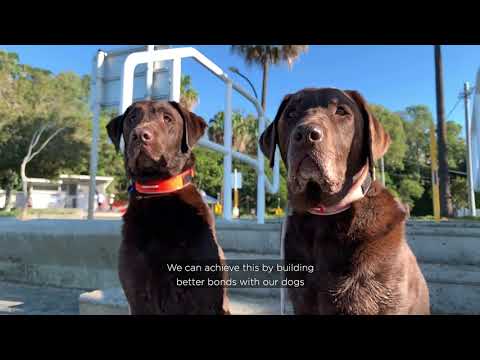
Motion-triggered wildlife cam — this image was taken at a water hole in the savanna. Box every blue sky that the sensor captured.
[1,45,479,137]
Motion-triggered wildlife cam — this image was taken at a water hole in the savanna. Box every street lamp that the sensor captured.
[228,66,258,100]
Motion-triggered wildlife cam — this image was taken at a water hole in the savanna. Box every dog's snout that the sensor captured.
[134,128,153,144]
[293,125,323,144]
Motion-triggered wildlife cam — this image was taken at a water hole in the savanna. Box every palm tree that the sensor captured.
[434,45,453,217]
[231,45,309,112]
[180,74,199,111]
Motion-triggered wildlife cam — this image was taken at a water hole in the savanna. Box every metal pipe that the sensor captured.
[87,50,105,220]
[145,45,154,100]
[257,115,266,224]
[171,58,181,102]
[473,70,480,192]
[464,82,477,216]
[223,80,233,221]
[119,46,281,222]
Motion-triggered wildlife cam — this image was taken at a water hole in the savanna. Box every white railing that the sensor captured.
[101,46,280,224]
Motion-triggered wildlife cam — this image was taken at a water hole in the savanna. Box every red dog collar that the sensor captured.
[134,168,195,195]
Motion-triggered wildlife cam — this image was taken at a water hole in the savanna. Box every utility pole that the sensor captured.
[434,45,454,217]
[461,82,477,216]
[430,124,441,221]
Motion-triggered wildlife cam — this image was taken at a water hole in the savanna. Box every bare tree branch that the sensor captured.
[28,127,65,161]
[26,124,48,161]
[30,124,47,150]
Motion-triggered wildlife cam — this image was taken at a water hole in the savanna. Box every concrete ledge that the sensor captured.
[429,283,480,315]
[79,288,130,315]
[79,288,285,315]
[2,218,480,314]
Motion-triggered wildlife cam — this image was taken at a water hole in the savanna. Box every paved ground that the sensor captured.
[0,281,84,315]
[0,281,284,315]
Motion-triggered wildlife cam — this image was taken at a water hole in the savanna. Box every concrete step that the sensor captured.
[79,287,293,315]
[420,262,480,314]
[223,251,280,298]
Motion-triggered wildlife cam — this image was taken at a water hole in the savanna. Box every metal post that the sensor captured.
[87,50,105,220]
[464,82,477,216]
[380,157,385,186]
[223,80,233,221]
[171,58,181,102]
[257,115,266,224]
[145,45,154,100]
[430,124,441,221]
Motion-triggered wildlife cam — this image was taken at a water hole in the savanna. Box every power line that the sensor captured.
[447,98,462,120]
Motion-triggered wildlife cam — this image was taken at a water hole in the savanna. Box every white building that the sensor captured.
[12,175,113,210]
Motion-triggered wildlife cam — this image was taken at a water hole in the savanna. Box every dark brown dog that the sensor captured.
[260,88,430,315]
[107,100,230,315]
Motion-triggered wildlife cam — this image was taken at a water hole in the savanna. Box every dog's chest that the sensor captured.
[120,198,226,314]
[284,215,398,314]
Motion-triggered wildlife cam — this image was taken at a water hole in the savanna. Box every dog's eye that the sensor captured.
[335,107,347,116]
[287,111,297,119]
[127,115,136,125]
[164,115,173,124]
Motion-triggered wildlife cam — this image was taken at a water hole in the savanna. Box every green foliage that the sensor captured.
[0,49,473,219]
[0,169,20,190]
[180,74,199,111]
[0,209,20,217]
[231,45,309,68]
[370,104,407,170]
[97,109,128,198]
[398,178,425,208]
[446,121,466,170]
[208,110,258,155]
[193,147,223,198]
[450,177,468,211]
[0,50,91,193]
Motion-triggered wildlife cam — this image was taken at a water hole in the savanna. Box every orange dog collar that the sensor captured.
[134,168,195,195]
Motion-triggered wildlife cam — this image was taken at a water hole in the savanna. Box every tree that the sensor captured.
[434,45,454,217]
[0,50,92,205]
[370,104,407,171]
[193,147,223,199]
[231,45,308,111]
[450,177,468,214]
[205,109,288,215]
[180,75,199,111]
[19,123,65,217]
[208,110,258,155]
[0,169,19,211]
[96,109,128,198]
[398,178,425,209]
[445,121,466,170]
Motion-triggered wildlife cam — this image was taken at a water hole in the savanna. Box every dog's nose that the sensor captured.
[135,128,153,143]
[293,125,323,144]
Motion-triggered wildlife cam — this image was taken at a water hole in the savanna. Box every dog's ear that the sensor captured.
[106,112,126,153]
[169,101,207,153]
[259,94,292,168]
[344,90,391,164]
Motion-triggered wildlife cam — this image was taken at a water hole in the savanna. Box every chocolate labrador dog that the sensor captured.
[260,88,430,315]
[107,100,230,315]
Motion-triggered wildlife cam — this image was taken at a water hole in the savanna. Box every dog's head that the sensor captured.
[260,88,390,211]
[106,100,207,181]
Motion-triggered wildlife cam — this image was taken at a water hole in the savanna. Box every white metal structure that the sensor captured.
[88,45,171,220]
[89,46,280,223]
[463,82,476,217]
[472,69,480,192]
